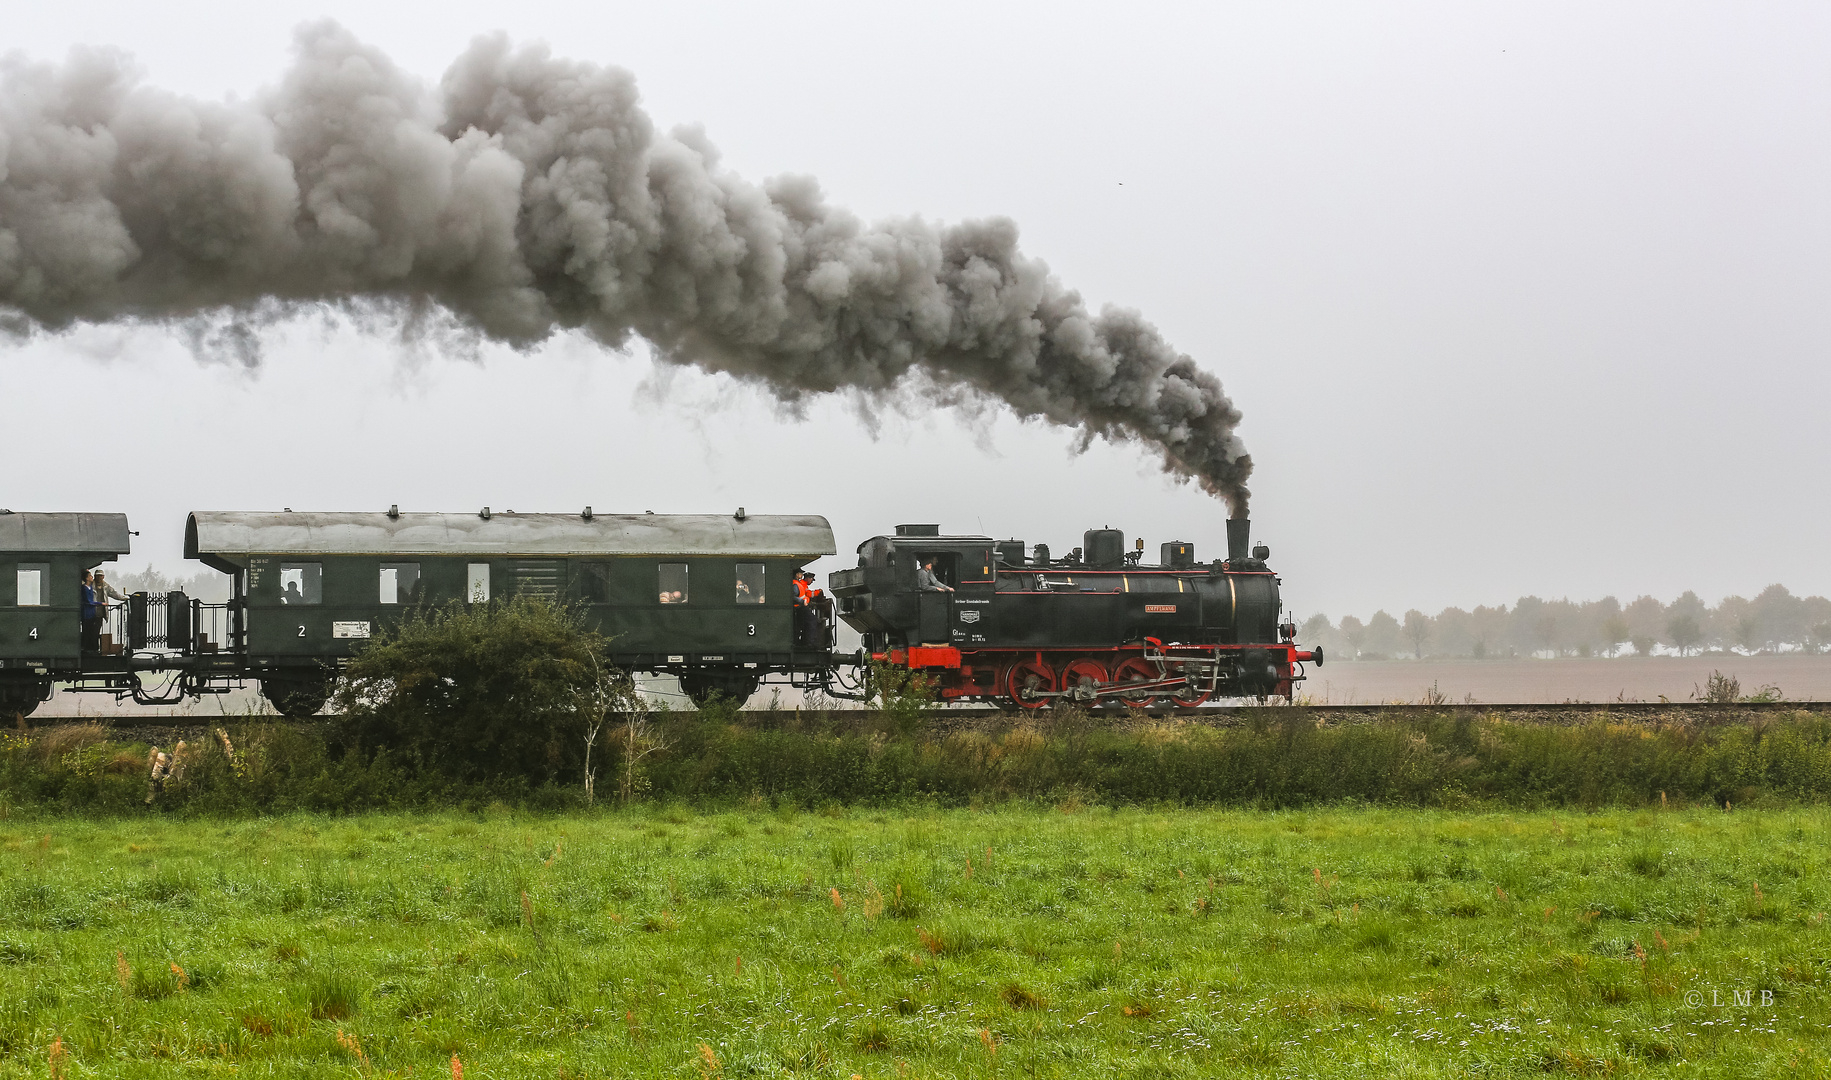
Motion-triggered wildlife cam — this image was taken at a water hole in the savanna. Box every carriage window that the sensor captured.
[658,563,688,604]
[379,563,420,605]
[735,563,765,604]
[578,562,612,603]
[278,563,322,605]
[467,563,490,603]
[16,565,46,607]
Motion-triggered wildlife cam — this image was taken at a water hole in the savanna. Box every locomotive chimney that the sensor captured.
[1226,517,1251,564]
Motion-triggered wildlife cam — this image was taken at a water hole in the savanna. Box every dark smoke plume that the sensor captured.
[0,23,1252,508]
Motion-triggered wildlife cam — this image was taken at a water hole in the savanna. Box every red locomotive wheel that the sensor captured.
[1006,661,1057,710]
[1060,660,1109,704]
[1169,668,1211,708]
[1113,657,1161,707]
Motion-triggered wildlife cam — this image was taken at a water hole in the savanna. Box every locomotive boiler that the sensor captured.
[827,517,1321,708]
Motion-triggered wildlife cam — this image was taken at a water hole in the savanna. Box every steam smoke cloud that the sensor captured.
[0,23,1252,508]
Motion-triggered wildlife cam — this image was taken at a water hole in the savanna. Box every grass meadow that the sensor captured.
[2,806,1827,1078]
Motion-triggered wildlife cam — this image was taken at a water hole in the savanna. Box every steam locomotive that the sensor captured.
[831,517,1320,707]
[0,507,1314,718]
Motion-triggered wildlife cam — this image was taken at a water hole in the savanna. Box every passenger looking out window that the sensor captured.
[658,564,688,604]
[735,563,765,604]
[279,563,322,605]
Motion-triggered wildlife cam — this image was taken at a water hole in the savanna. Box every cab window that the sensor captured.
[279,563,322,605]
[658,564,689,604]
[735,563,765,604]
[379,563,420,605]
[914,553,957,587]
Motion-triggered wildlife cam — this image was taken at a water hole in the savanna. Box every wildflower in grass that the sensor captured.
[450,1054,462,1080]
[170,962,189,990]
[965,858,973,881]
[830,887,845,914]
[1544,907,1556,921]
[1754,881,1764,902]
[862,882,885,921]
[832,965,846,987]
[336,1029,371,1074]
[116,951,130,990]
[49,1037,66,1080]
[734,955,742,976]
[697,1042,722,1078]
[978,1028,997,1057]
[1496,886,1508,901]
[1655,930,1670,953]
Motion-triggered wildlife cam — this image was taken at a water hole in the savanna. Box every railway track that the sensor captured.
[63,698,1831,733]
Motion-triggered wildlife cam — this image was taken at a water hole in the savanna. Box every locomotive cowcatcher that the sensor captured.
[827,518,1321,708]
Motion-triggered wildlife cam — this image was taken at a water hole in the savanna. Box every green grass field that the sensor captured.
[3,806,1827,1078]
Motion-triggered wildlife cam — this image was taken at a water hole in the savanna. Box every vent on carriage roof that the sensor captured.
[895,524,941,537]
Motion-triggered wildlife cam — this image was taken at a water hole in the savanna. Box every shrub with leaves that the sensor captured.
[331,598,611,783]
[869,660,937,734]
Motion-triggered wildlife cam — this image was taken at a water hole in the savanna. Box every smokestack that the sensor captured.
[0,24,1254,512]
[1226,517,1251,564]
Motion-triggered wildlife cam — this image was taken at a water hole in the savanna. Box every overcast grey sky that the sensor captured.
[4,1,1827,621]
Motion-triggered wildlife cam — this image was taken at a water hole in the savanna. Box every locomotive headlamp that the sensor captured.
[1252,543,1270,560]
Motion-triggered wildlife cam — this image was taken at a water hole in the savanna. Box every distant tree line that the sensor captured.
[1300,585,1831,661]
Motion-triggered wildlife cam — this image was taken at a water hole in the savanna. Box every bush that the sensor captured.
[330,598,612,783]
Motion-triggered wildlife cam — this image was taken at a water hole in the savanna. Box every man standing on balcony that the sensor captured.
[79,570,102,654]
[94,569,129,607]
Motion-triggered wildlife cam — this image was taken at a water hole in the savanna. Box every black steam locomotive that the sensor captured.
[1,507,1313,718]
[829,517,1320,707]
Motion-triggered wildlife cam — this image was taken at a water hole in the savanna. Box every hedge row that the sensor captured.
[5,710,1830,815]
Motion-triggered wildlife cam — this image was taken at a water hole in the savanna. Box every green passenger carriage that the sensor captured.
[185,508,839,715]
[0,512,133,715]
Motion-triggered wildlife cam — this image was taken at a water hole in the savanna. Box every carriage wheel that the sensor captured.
[1113,657,1161,707]
[261,676,331,719]
[1060,660,1109,705]
[1005,661,1056,710]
